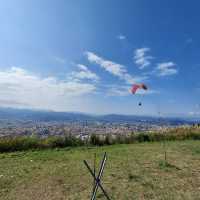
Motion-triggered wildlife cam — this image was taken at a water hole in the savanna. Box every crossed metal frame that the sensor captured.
[83,152,111,200]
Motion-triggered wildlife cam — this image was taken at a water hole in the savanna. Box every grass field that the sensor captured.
[0,140,199,200]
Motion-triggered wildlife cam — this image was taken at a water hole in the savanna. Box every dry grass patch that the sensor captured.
[0,140,199,200]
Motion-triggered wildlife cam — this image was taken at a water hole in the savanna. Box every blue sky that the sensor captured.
[0,0,199,116]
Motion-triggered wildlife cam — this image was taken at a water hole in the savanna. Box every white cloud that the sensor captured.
[156,62,178,76]
[0,67,96,110]
[186,38,193,44]
[77,64,88,71]
[106,85,130,96]
[70,64,100,82]
[189,111,200,116]
[135,89,159,95]
[54,56,66,64]
[85,51,146,84]
[117,34,126,40]
[134,47,153,69]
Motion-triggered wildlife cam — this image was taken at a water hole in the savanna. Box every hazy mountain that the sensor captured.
[0,107,198,126]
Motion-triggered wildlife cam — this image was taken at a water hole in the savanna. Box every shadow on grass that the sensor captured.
[192,148,200,155]
[128,174,141,182]
[128,173,155,190]
[158,160,181,170]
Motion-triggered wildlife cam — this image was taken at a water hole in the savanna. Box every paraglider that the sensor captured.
[131,83,148,94]
[131,83,148,106]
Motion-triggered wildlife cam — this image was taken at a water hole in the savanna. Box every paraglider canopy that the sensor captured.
[131,83,148,94]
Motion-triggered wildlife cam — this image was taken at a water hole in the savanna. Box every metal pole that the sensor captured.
[91,152,108,200]
[164,132,167,165]
[93,153,96,194]
[83,152,111,200]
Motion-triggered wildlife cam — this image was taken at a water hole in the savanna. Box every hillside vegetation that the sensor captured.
[0,126,200,152]
[0,140,199,200]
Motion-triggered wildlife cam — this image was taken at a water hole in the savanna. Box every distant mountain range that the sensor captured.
[0,107,198,126]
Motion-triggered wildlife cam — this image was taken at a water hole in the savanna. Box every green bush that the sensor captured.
[90,134,104,146]
[0,135,84,152]
[104,135,113,145]
[0,136,38,152]
[0,127,199,152]
[137,133,151,142]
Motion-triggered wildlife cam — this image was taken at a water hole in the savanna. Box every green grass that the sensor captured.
[0,140,199,200]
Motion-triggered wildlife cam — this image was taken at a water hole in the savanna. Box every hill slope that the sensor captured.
[0,140,199,200]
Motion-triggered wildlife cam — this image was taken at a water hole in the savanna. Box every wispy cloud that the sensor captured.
[117,34,126,40]
[189,111,200,116]
[134,47,153,69]
[54,56,66,64]
[70,64,100,82]
[85,51,146,84]
[156,62,178,76]
[106,85,130,96]
[0,67,96,110]
[186,38,193,44]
